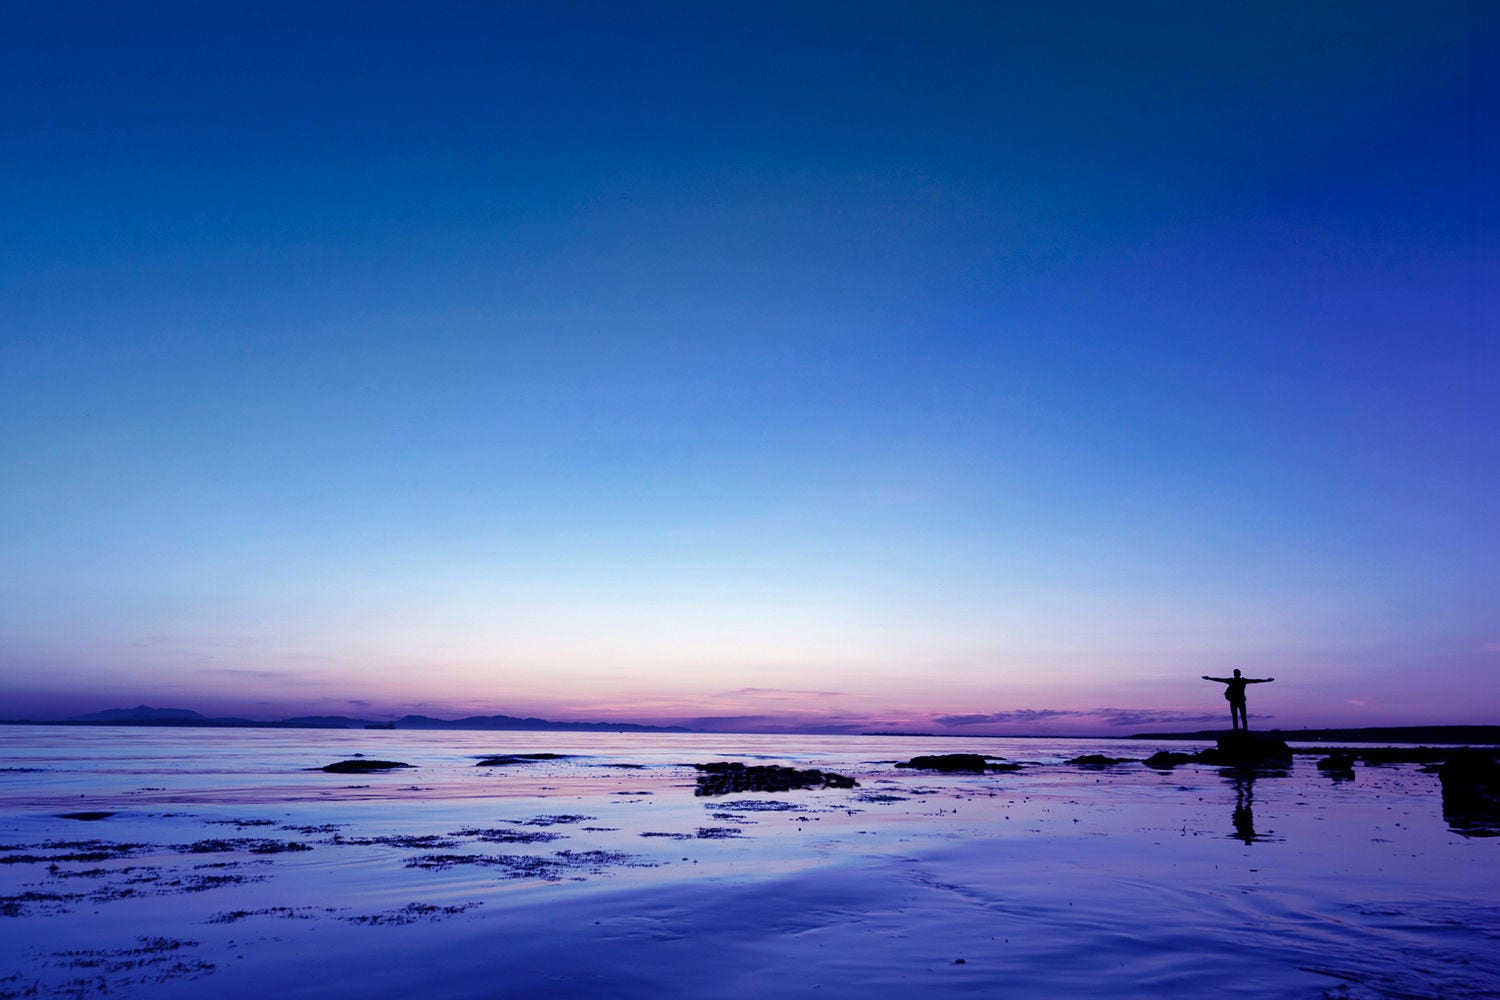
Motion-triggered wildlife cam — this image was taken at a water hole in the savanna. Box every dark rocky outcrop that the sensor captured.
[1143,751,1198,769]
[1195,732,1293,769]
[1068,754,1133,768]
[1439,750,1500,837]
[894,753,1019,773]
[320,759,412,773]
[1316,753,1357,777]
[1297,746,1453,766]
[475,753,574,766]
[692,762,857,796]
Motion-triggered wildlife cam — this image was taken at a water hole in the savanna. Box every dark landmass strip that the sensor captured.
[1131,725,1500,745]
[393,714,689,733]
[0,705,691,733]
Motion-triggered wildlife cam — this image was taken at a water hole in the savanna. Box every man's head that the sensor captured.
[1232,668,1242,678]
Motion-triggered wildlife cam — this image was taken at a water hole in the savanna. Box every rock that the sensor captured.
[692,762,858,796]
[1330,746,1448,766]
[1195,732,1292,769]
[1143,751,1198,769]
[895,753,1012,773]
[1439,750,1500,836]
[475,753,573,767]
[320,759,412,773]
[1316,753,1357,775]
[1068,754,1132,767]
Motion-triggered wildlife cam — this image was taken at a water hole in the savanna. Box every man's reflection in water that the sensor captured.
[1230,773,1257,844]
[1223,769,1285,843]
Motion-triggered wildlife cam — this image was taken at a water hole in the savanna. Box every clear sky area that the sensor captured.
[2,2,1495,734]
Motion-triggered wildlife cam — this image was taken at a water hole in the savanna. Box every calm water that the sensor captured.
[2,726,1497,998]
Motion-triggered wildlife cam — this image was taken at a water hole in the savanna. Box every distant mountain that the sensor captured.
[69,705,210,722]
[64,705,261,727]
[15,705,690,733]
[393,714,691,733]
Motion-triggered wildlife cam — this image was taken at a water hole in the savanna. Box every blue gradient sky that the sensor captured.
[3,2,1495,733]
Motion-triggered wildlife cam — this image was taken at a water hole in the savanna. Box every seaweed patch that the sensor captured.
[342,902,484,926]
[506,814,596,827]
[177,838,313,854]
[207,906,331,924]
[46,937,214,992]
[403,849,653,880]
[450,827,563,844]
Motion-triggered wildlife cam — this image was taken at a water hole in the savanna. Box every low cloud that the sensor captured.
[685,715,776,729]
[936,710,1082,726]
[1091,708,1227,728]
[191,667,296,681]
[716,688,847,699]
[686,713,883,735]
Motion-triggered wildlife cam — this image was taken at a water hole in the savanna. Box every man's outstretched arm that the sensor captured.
[1201,675,1230,683]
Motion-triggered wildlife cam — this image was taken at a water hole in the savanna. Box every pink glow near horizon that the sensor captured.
[6,645,1497,733]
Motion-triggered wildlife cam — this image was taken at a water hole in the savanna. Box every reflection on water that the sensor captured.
[1230,775,1256,844]
[1316,753,1357,782]
[1439,750,1500,838]
[1223,771,1283,844]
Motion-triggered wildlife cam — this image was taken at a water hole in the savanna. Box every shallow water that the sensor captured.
[1,727,1496,998]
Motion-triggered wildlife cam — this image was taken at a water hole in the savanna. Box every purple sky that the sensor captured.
[2,3,1496,734]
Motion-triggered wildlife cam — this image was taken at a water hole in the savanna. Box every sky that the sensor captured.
[2,2,1496,735]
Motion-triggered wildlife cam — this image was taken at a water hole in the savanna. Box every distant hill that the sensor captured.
[1131,725,1500,745]
[65,705,259,726]
[394,714,691,733]
[3,705,691,733]
[69,705,209,722]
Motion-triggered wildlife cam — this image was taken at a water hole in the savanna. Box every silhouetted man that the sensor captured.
[1201,669,1274,731]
